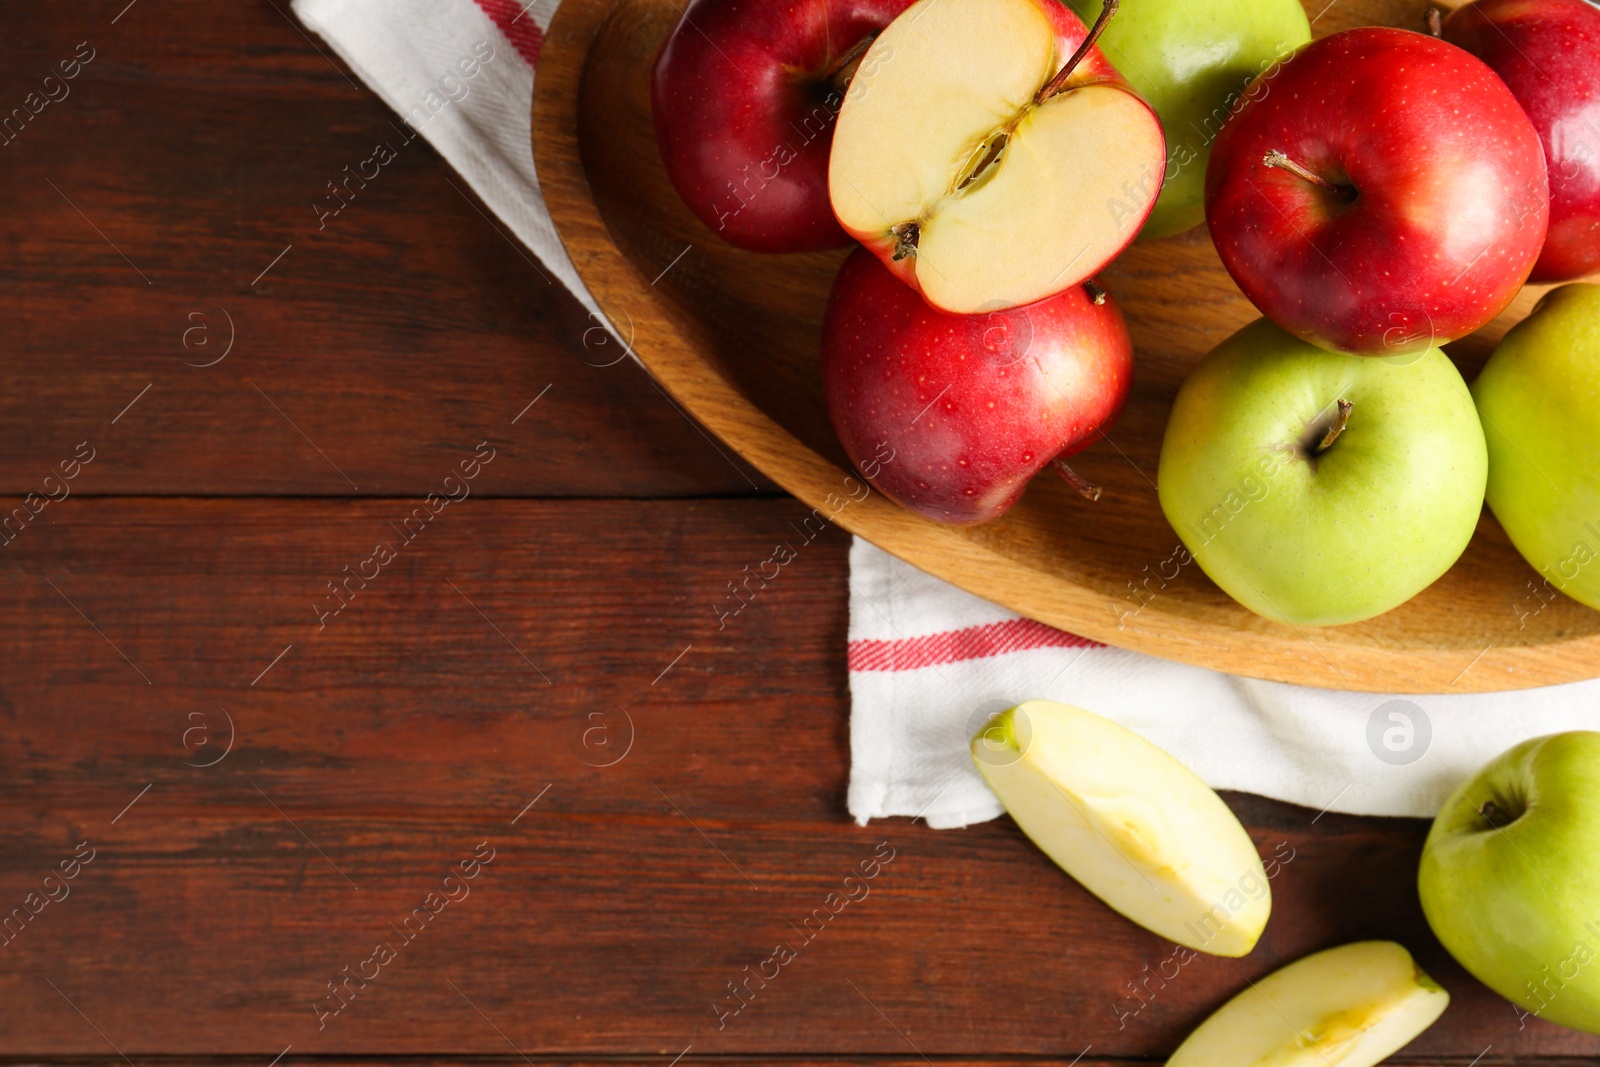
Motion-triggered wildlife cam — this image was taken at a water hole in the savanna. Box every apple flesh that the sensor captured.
[651,0,915,252]
[827,0,1165,313]
[1167,941,1449,1066]
[1205,27,1548,355]
[823,247,1131,525]
[1444,0,1600,283]
[1419,732,1600,1035]
[1472,283,1600,612]
[971,700,1269,957]
[1157,318,1487,626]
[1065,0,1310,241]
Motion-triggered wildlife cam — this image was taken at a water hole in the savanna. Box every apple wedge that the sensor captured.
[971,700,1268,956]
[828,0,1164,314]
[1167,941,1449,1066]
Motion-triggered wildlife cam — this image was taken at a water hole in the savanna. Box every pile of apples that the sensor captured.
[653,0,1600,627]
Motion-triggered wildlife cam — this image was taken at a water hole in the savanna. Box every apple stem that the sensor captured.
[1052,459,1102,501]
[827,32,879,95]
[1424,6,1443,37]
[1315,399,1353,454]
[1035,0,1118,105]
[1084,280,1107,305]
[1479,798,1514,828]
[1262,150,1358,201]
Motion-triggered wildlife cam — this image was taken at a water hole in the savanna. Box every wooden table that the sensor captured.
[1,2,1595,1063]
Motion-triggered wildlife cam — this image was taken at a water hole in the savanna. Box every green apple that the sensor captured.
[1066,0,1310,239]
[971,699,1269,956]
[1157,318,1487,626]
[1167,941,1449,1066]
[1419,731,1600,1035]
[1472,283,1600,612]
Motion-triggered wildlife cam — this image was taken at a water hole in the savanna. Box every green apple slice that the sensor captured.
[971,700,1268,956]
[1167,941,1449,1066]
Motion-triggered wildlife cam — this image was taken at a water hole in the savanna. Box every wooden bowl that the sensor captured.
[532,0,1600,692]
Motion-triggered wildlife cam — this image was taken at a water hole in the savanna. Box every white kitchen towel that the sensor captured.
[848,537,1600,826]
[295,0,1600,828]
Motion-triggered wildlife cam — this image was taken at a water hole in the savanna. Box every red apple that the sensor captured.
[827,0,1165,314]
[651,0,914,253]
[1444,0,1600,283]
[822,247,1133,525]
[1205,27,1549,355]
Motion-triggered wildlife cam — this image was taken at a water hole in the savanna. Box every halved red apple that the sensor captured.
[827,0,1165,314]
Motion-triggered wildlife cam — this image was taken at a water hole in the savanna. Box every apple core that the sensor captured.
[828,0,1164,313]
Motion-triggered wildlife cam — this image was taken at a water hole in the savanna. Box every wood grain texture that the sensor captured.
[2,498,1599,1060]
[0,0,767,499]
[0,3,1593,1064]
[21,1061,1598,1067]
[531,0,1600,692]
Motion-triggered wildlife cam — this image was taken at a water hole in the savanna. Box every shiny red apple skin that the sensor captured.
[1445,0,1600,283]
[651,0,914,253]
[1205,28,1549,355]
[822,248,1133,525]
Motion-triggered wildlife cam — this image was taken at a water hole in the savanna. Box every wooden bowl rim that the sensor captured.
[530,0,1600,693]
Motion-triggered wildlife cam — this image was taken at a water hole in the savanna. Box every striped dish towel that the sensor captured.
[847,538,1600,826]
[295,0,1600,829]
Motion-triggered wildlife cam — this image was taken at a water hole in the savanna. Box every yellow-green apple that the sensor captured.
[651,0,916,252]
[823,248,1131,525]
[827,0,1165,313]
[1472,283,1600,611]
[1419,732,1600,1035]
[1157,318,1486,626]
[1444,0,1600,283]
[971,700,1269,956]
[1167,941,1449,1065]
[1205,28,1548,355]
[1064,0,1310,240]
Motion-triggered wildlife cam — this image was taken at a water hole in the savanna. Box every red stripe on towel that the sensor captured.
[848,618,1102,672]
[474,0,546,66]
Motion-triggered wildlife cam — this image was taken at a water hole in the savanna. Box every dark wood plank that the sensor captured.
[0,0,767,498]
[0,0,1590,1063]
[0,497,1594,1059]
[16,1061,1592,1067]
[5,1062,1589,1067]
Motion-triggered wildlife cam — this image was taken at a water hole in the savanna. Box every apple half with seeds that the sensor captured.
[971,700,1267,956]
[828,0,1165,314]
[1167,941,1449,1066]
